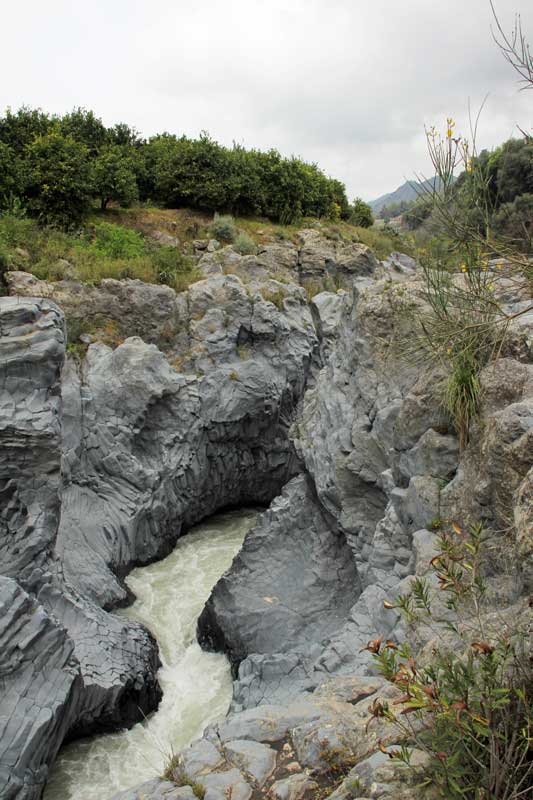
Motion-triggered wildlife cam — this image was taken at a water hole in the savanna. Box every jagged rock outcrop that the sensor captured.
[197,271,532,713]
[0,299,161,800]
[2,225,531,800]
[110,675,418,800]
[1,265,325,798]
[198,475,360,666]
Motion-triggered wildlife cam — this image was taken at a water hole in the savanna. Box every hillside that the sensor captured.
[369,176,442,214]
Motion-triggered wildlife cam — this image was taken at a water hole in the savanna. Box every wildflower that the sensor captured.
[488,283,494,291]
[467,158,473,173]
[461,264,467,273]
[446,118,455,138]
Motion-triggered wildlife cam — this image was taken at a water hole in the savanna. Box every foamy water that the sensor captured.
[44,509,257,800]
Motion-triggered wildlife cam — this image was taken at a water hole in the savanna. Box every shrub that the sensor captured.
[210,214,236,243]
[24,133,93,228]
[88,222,144,259]
[92,144,139,210]
[233,232,257,255]
[150,245,199,292]
[349,197,374,228]
[368,521,533,799]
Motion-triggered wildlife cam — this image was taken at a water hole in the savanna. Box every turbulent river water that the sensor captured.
[44,509,258,800]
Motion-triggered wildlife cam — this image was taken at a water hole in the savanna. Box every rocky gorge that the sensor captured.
[0,228,531,800]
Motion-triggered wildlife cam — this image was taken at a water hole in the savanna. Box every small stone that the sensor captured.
[285,762,301,773]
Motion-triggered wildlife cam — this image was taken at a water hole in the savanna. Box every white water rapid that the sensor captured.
[44,509,257,800]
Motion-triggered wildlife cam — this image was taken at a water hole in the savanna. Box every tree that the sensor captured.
[92,144,139,210]
[25,133,93,227]
[58,107,108,155]
[350,197,374,228]
[0,143,22,209]
[0,106,53,154]
[493,192,533,252]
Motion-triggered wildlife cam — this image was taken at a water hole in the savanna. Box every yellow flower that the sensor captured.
[488,283,494,291]
[461,264,467,273]
[467,158,473,173]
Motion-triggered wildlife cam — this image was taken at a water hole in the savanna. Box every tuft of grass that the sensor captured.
[302,279,324,302]
[162,756,206,800]
[210,214,236,243]
[233,232,257,255]
[443,354,481,450]
[260,287,285,310]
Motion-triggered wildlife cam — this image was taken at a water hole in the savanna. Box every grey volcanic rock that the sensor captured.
[198,264,532,721]
[198,475,360,666]
[109,677,406,800]
[0,577,78,800]
[0,297,64,592]
[56,336,308,608]
[4,229,532,800]
[297,228,378,285]
[0,299,161,800]
[5,271,183,350]
[2,258,322,797]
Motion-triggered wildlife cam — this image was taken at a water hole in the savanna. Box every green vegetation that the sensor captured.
[162,755,206,799]
[259,286,286,310]
[348,197,374,228]
[209,213,236,243]
[369,521,532,799]
[0,212,199,292]
[406,137,533,254]
[0,106,350,228]
[233,231,257,255]
[378,198,414,222]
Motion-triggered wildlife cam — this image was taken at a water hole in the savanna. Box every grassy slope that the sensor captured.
[0,206,414,296]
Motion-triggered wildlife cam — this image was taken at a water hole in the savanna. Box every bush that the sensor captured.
[209,214,236,243]
[92,144,139,210]
[369,521,532,799]
[88,222,144,259]
[150,245,199,291]
[24,133,93,228]
[349,197,374,228]
[233,232,257,255]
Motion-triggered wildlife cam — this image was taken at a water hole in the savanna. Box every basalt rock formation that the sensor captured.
[198,271,532,713]
[0,255,327,798]
[1,227,531,800]
[0,298,161,800]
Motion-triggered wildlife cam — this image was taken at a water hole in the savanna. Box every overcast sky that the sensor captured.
[1,0,531,201]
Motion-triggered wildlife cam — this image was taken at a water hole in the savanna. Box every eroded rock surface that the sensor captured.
[2,228,532,800]
[0,299,161,800]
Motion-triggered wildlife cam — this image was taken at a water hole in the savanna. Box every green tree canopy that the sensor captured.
[349,197,374,228]
[25,133,93,227]
[92,144,139,210]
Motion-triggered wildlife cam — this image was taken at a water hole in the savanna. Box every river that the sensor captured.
[44,509,257,800]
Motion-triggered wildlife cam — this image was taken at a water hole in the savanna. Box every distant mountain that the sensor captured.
[369,177,440,214]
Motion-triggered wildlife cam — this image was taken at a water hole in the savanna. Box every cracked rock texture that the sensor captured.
[0,262,324,798]
[2,227,532,800]
[198,272,532,714]
[0,299,161,800]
